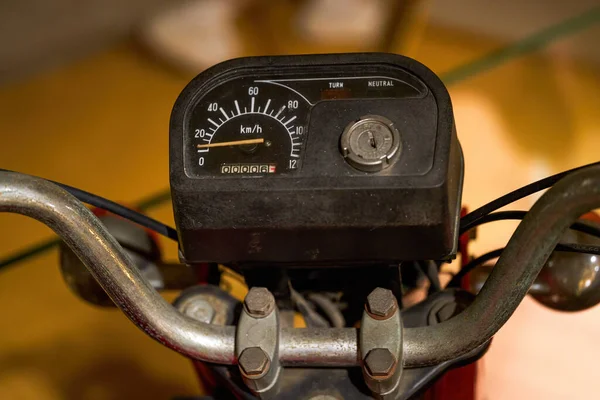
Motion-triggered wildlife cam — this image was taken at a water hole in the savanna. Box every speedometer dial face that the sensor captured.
[186,78,307,177]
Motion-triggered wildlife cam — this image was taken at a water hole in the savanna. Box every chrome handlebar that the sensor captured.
[2,166,599,368]
[403,164,600,367]
[0,171,235,364]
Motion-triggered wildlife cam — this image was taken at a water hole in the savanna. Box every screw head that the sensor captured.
[364,348,397,378]
[366,287,397,319]
[181,298,215,324]
[238,347,270,377]
[244,287,275,318]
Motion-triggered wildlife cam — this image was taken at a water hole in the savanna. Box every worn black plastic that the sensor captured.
[170,53,463,265]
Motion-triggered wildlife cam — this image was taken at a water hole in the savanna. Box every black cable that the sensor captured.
[460,161,600,233]
[460,210,600,238]
[418,260,442,293]
[290,287,330,328]
[307,293,346,328]
[447,242,600,288]
[0,169,178,242]
[447,249,503,288]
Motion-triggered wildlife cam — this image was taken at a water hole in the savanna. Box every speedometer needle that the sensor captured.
[197,138,265,149]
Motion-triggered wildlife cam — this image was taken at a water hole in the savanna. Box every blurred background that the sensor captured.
[0,0,599,399]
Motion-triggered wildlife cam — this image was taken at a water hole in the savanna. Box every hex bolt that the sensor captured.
[181,298,215,324]
[364,348,397,378]
[366,287,398,319]
[238,347,270,377]
[244,287,275,318]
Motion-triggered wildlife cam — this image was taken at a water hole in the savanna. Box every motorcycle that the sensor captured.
[1,53,599,399]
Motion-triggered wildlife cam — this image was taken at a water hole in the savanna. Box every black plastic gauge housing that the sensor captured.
[170,53,463,265]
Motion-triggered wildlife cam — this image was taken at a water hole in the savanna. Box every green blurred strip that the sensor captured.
[440,7,600,85]
[0,238,61,269]
[137,190,172,212]
[1,6,599,271]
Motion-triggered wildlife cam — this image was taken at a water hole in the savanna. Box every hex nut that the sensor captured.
[239,347,270,377]
[364,348,397,378]
[366,287,397,319]
[244,287,275,318]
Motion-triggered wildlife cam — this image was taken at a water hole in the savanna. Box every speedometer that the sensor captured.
[187,78,307,176]
[170,53,462,265]
[174,54,430,179]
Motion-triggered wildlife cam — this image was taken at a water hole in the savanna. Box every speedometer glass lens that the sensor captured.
[184,67,426,178]
[187,77,307,177]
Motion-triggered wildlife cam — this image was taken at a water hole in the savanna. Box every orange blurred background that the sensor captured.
[0,1,599,399]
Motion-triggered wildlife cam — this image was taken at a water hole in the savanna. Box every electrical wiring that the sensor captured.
[460,210,600,238]
[290,287,330,328]
[0,169,177,240]
[447,242,600,288]
[307,293,346,328]
[418,260,442,293]
[460,161,600,233]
